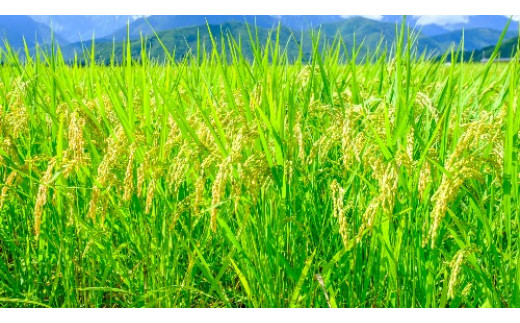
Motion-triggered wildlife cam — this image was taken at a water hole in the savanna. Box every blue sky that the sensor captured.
[414,15,520,25]
[340,15,520,26]
[127,15,520,28]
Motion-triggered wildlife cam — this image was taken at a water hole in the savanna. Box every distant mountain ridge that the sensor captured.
[0,15,67,49]
[107,15,520,41]
[103,15,281,40]
[472,36,520,61]
[382,15,518,35]
[431,28,518,51]
[57,18,468,63]
[30,15,142,42]
[106,15,357,40]
[1,15,519,61]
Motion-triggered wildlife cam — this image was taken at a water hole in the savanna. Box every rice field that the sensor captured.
[0,26,520,308]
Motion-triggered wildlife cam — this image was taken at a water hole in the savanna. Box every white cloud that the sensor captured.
[414,15,469,26]
[505,15,520,21]
[340,15,384,21]
[131,15,149,21]
[362,15,384,21]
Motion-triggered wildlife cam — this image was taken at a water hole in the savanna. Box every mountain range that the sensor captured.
[0,15,67,49]
[29,15,143,42]
[1,15,519,61]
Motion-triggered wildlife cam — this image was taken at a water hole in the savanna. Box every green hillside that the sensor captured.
[54,17,520,65]
[475,35,519,59]
[431,28,517,51]
[62,22,301,63]
[62,17,446,64]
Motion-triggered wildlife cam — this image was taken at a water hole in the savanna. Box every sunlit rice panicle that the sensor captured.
[96,126,127,187]
[427,119,491,248]
[196,123,214,150]
[145,178,156,214]
[341,119,355,170]
[210,157,230,232]
[251,84,263,107]
[87,186,101,220]
[448,248,468,299]
[123,146,135,202]
[358,199,379,241]
[284,160,294,184]
[492,144,504,182]
[462,283,473,298]
[428,157,482,247]
[0,139,13,166]
[331,180,348,248]
[395,129,415,172]
[232,88,245,107]
[296,66,311,86]
[395,150,412,174]
[307,135,332,165]
[415,91,439,121]
[379,164,398,215]
[34,158,56,239]
[87,126,127,220]
[193,174,205,215]
[406,128,414,160]
[4,100,29,140]
[171,199,190,230]
[353,134,366,163]
[341,105,365,169]
[167,155,188,194]
[418,160,432,199]
[68,110,86,165]
[245,154,271,205]
[231,175,241,215]
[330,180,344,218]
[293,120,305,161]
[0,171,17,209]
[164,116,182,155]
[230,132,245,163]
[137,163,145,197]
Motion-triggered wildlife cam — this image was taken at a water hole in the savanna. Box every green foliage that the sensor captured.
[0,21,520,309]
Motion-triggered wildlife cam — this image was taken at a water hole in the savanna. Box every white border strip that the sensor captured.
[0,0,519,15]
[0,308,518,323]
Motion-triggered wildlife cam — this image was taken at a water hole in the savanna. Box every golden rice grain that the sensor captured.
[448,248,468,299]
[34,158,56,239]
[331,179,348,248]
[145,178,156,214]
[193,174,205,215]
[210,157,230,232]
[123,146,136,202]
[68,110,86,165]
[87,186,100,219]
[0,171,17,209]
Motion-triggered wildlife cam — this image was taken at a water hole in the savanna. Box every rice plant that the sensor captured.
[0,22,519,308]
